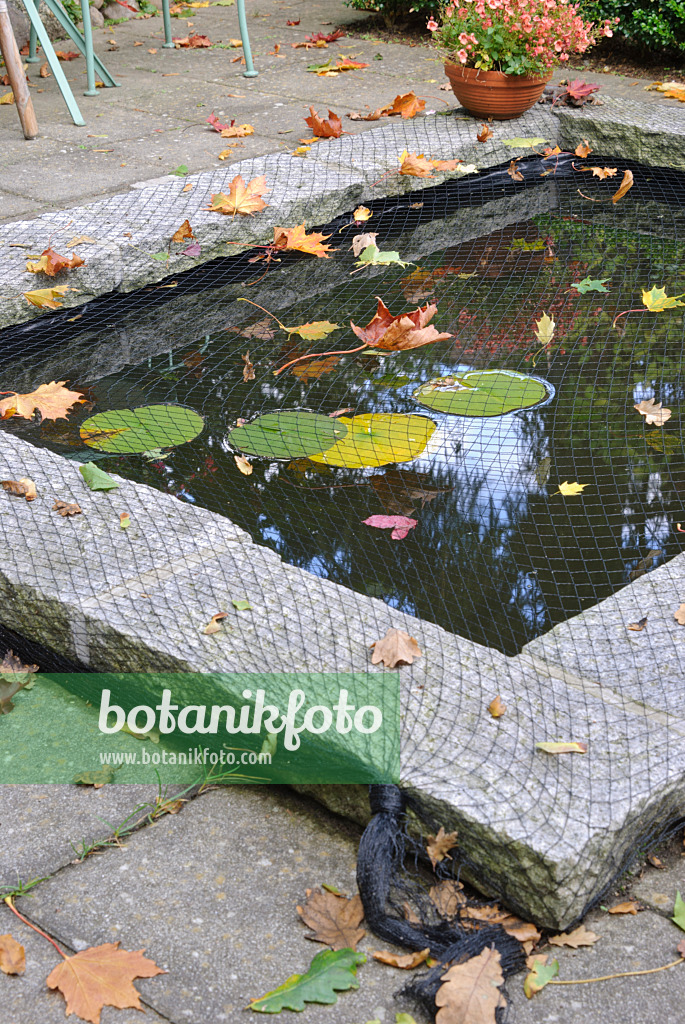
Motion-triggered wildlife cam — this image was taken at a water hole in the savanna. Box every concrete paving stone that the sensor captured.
[508,908,685,1024]
[0,903,172,1024]
[0,783,188,888]
[631,836,685,917]
[12,786,432,1024]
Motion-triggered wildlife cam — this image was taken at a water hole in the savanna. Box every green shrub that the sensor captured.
[580,1,685,52]
[344,0,434,28]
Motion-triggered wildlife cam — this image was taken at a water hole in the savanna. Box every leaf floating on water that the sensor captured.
[79,464,119,492]
[309,413,436,469]
[290,356,341,380]
[548,925,599,948]
[363,514,417,540]
[372,948,430,969]
[1,478,37,502]
[641,285,685,313]
[351,296,452,351]
[534,312,556,347]
[242,350,255,381]
[629,548,662,580]
[414,370,549,418]
[53,499,82,516]
[571,277,609,293]
[229,411,346,461]
[285,320,340,341]
[46,942,165,1023]
[634,398,672,425]
[488,695,506,718]
[524,955,559,998]
[249,948,366,1012]
[436,946,506,1021]
[353,244,410,270]
[556,481,588,496]
[203,612,228,635]
[234,454,253,475]
[0,381,86,422]
[627,617,647,632]
[370,627,422,668]
[426,826,458,869]
[296,888,365,950]
[535,456,552,487]
[536,741,588,754]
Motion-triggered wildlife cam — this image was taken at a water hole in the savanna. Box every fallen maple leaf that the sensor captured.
[363,514,417,540]
[435,946,505,1023]
[634,398,671,425]
[426,826,458,869]
[370,627,422,668]
[203,612,228,634]
[0,934,25,975]
[207,175,270,216]
[524,954,559,998]
[234,454,253,475]
[287,320,340,342]
[574,139,593,158]
[429,880,466,919]
[555,481,588,496]
[304,106,343,138]
[53,499,82,516]
[173,34,211,47]
[26,247,84,276]
[508,159,524,181]
[55,50,80,60]
[241,350,255,382]
[548,924,599,948]
[171,219,194,244]
[566,79,600,101]
[488,695,506,718]
[273,224,337,258]
[371,947,430,969]
[0,381,86,422]
[296,888,365,950]
[286,17,300,24]
[220,123,254,138]
[1,478,37,501]
[608,900,638,915]
[399,150,436,177]
[391,91,425,118]
[612,168,634,203]
[350,296,452,351]
[206,112,232,132]
[477,123,493,142]
[23,285,71,309]
[47,942,164,1024]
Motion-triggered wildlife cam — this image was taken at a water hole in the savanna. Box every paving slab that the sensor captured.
[9,786,432,1024]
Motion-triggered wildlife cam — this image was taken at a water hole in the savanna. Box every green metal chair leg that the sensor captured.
[26,0,40,61]
[236,0,257,77]
[79,0,96,95]
[162,0,174,48]
[20,0,85,124]
[41,0,119,87]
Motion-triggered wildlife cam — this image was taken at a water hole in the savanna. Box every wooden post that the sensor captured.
[0,0,38,140]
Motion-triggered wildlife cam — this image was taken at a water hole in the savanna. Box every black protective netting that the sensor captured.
[1,129,685,1019]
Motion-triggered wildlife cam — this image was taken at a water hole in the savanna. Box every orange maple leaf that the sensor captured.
[23,285,71,309]
[0,380,87,422]
[477,123,493,142]
[398,151,436,177]
[574,139,592,158]
[220,123,254,138]
[304,106,343,138]
[272,224,337,258]
[390,91,425,119]
[207,175,270,216]
[171,219,194,243]
[47,942,165,1024]
[350,296,452,351]
[26,248,84,277]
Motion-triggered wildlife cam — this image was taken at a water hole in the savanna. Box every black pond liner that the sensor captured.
[2,152,685,1020]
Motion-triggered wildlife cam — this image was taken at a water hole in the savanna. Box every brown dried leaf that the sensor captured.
[675,604,685,626]
[296,888,365,950]
[290,356,340,380]
[26,247,85,276]
[350,296,452,351]
[435,946,506,1024]
[399,151,436,178]
[53,499,82,516]
[488,695,506,718]
[627,616,647,632]
[461,904,541,945]
[426,826,458,870]
[608,900,638,915]
[0,381,86,422]
[39,62,50,78]
[304,107,343,138]
[391,91,425,119]
[351,231,378,257]
[171,219,194,244]
[1,477,36,501]
[242,350,255,382]
[583,165,617,179]
[507,159,523,182]
[612,168,634,203]
[370,627,422,668]
[0,934,26,975]
[403,901,421,924]
[203,612,228,635]
[477,123,493,143]
[548,924,599,948]
[574,139,592,158]
[234,455,253,476]
[372,947,430,968]
[46,942,165,1024]
[634,398,671,425]
[429,879,466,919]
[220,123,254,138]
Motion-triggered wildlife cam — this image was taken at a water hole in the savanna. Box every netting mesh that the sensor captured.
[1,115,685,1015]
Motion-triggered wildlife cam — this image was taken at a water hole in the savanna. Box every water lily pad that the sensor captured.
[81,405,204,454]
[413,370,552,417]
[228,411,347,460]
[309,413,436,468]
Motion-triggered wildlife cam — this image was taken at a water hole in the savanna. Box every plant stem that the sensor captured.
[548,958,684,985]
[612,308,643,327]
[273,342,369,377]
[4,896,67,959]
[236,297,287,331]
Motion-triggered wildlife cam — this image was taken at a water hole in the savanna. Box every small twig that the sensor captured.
[236,297,287,330]
[273,342,369,377]
[548,958,685,985]
[4,897,67,959]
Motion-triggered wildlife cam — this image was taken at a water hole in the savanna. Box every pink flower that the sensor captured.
[458,31,470,44]
[427,16,439,30]
[457,47,469,63]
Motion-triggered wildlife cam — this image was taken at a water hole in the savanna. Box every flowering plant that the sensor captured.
[428,0,617,76]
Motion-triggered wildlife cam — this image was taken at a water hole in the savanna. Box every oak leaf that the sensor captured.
[477,123,493,142]
[207,175,270,216]
[0,381,86,422]
[350,296,452,351]
[26,247,85,277]
[634,398,671,425]
[304,107,343,138]
[548,924,599,948]
[372,947,430,968]
[1,478,37,501]
[429,879,466,919]
[297,888,365,950]
[171,219,194,244]
[0,934,25,975]
[46,942,165,1024]
[435,946,506,1023]
[426,826,458,869]
[363,514,417,540]
[272,224,337,258]
[370,627,422,668]
[53,500,82,516]
[242,350,255,381]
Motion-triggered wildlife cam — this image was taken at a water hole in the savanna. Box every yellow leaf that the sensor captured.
[23,285,71,309]
[229,38,243,47]
[207,175,270,216]
[0,381,86,422]
[285,320,339,342]
[612,168,634,203]
[220,123,253,137]
[641,285,685,312]
[0,92,14,104]
[534,312,555,347]
[353,206,372,221]
[310,413,435,469]
[524,955,559,998]
[536,741,588,754]
[556,481,588,496]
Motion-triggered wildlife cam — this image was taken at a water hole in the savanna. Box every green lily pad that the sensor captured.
[413,370,552,417]
[228,411,347,460]
[309,413,436,468]
[81,405,204,454]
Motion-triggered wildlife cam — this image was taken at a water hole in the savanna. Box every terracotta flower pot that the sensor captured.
[444,63,552,120]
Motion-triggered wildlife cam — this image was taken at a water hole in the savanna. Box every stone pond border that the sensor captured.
[1,96,685,930]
